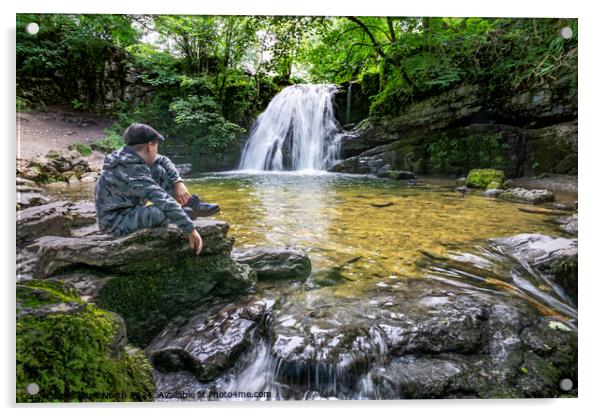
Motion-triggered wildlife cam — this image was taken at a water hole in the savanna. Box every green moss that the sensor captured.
[69,142,93,157]
[525,126,577,175]
[466,169,506,188]
[427,131,509,176]
[16,280,155,403]
[97,253,254,346]
[486,181,502,190]
[17,280,81,309]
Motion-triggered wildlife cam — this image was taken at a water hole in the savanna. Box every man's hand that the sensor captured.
[173,181,191,205]
[188,229,203,255]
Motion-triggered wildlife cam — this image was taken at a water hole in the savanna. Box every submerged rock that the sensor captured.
[499,187,555,204]
[232,247,311,280]
[482,188,504,198]
[376,170,416,180]
[147,298,275,381]
[455,186,470,196]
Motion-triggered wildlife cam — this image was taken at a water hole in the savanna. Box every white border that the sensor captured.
[3,1,600,415]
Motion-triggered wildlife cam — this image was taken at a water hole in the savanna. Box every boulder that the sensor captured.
[556,214,578,235]
[232,247,311,280]
[498,188,555,204]
[466,169,506,188]
[16,279,155,402]
[455,186,470,196]
[491,233,577,304]
[16,201,96,247]
[146,297,275,381]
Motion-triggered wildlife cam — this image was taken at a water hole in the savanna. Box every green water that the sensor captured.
[187,172,568,298]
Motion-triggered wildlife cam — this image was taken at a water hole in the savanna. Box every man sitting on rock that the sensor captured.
[95,123,220,255]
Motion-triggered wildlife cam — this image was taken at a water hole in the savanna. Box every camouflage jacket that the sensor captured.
[94,146,194,234]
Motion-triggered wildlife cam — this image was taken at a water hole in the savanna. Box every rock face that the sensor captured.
[232,247,311,280]
[16,279,155,402]
[330,77,577,178]
[498,188,556,204]
[16,201,97,247]
[147,297,275,381]
[17,218,258,346]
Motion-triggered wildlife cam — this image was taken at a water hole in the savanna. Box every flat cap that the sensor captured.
[123,123,165,145]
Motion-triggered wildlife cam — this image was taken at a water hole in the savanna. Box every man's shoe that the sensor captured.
[184,194,220,219]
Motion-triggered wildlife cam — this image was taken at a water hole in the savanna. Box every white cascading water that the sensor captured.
[239,84,342,171]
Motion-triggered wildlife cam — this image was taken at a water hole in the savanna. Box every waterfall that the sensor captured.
[345,81,353,124]
[239,84,342,171]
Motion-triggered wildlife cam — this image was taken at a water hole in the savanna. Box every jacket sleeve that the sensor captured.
[127,164,195,233]
[155,154,183,184]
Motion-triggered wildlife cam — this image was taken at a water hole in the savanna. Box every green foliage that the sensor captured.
[70,99,84,111]
[17,14,141,111]
[428,132,508,176]
[16,280,155,402]
[91,131,124,153]
[466,168,507,189]
[16,96,33,112]
[303,17,577,117]
[16,14,577,167]
[169,94,245,152]
[69,142,92,156]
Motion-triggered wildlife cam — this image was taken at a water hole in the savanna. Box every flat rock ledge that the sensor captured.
[17,201,96,247]
[17,218,235,280]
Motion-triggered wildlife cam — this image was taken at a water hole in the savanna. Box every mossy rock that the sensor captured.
[466,169,506,189]
[486,181,502,190]
[96,254,256,346]
[16,280,155,402]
